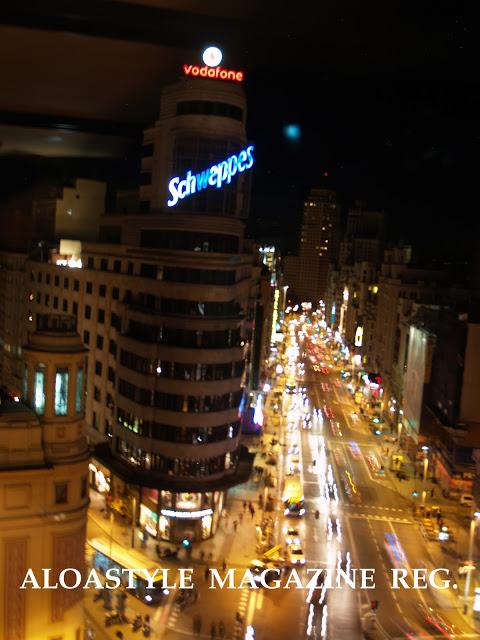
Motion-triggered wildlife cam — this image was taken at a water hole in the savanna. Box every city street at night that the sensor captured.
[0,3,479,640]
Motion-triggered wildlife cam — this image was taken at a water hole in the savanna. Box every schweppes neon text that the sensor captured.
[167,145,254,208]
[183,64,244,82]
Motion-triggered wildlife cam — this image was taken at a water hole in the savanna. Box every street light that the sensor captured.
[420,447,429,510]
[463,511,480,613]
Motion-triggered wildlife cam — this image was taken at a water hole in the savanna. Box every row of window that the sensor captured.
[117,438,239,477]
[34,292,78,315]
[129,295,241,318]
[140,230,239,253]
[118,380,242,413]
[117,407,241,443]
[31,366,83,416]
[163,267,236,285]
[119,350,244,381]
[127,321,242,348]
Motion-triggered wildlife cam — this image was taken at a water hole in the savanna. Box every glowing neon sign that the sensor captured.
[167,145,254,207]
[183,64,244,82]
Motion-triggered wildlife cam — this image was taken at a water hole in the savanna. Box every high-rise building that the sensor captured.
[283,188,340,303]
[0,314,88,640]
[0,75,257,543]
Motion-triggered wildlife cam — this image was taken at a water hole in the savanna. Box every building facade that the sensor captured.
[0,314,88,640]
[283,188,340,304]
[0,75,257,543]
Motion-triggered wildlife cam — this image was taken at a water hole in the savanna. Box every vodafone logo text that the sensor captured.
[183,64,244,82]
[167,145,254,208]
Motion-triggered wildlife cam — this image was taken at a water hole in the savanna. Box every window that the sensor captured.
[108,367,115,384]
[99,284,106,297]
[76,368,83,412]
[46,273,51,285]
[100,259,108,271]
[45,293,50,307]
[111,313,121,331]
[74,279,79,291]
[85,305,91,320]
[94,386,101,401]
[73,302,78,315]
[53,296,59,309]
[95,361,102,376]
[64,277,69,289]
[83,330,90,345]
[113,260,121,273]
[127,262,134,275]
[96,335,104,350]
[36,291,41,303]
[34,369,45,414]
[87,257,94,269]
[112,287,119,300]
[140,263,157,278]
[62,300,68,312]
[55,482,68,504]
[55,369,69,415]
[98,309,105,323]
[37,272,42,283]
[86,282,93,294]
[109,340,117,356]
[54,275,59,287]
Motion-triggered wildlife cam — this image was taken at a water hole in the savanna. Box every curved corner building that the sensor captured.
[92,75,255,542]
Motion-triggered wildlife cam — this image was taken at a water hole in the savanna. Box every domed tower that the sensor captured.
[0,314,88,640]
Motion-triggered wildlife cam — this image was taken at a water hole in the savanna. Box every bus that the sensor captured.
[283,476,305,516]
[88,536,169,606]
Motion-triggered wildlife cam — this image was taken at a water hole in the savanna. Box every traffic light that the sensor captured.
[412,490,418,497]
[370,599,379,610]
[182,538,192,548]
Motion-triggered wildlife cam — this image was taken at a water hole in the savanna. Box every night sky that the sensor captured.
[0,2,478,257]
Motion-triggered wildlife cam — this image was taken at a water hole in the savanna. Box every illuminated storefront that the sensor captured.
[138,489,224,542]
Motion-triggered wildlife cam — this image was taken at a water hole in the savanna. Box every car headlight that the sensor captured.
[300,559,306,564]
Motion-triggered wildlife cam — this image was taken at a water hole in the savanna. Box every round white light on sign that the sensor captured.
[202,46,222,67]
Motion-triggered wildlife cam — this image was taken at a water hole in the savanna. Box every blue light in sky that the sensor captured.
[284,124,301,141]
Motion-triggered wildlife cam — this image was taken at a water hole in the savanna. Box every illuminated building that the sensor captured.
[283,188,340,303]
[0,178,106,253]
[0,314,88,640]
[0,74,256,543]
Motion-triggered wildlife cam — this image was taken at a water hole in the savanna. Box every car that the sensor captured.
[248,560,281,587]
[460,493,474,506]
[284,526,301,545]
[287,544,305,565]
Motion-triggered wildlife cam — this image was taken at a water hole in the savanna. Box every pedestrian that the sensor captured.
[258,493,264,508]
[243,500,247,511]
[239,512,243,524]
[204,566,210,582]
[210,621,216,640]
[386,447,389,455]
[233,520,238,532]
[222,558,227,571]
[219,620,226,639]
[249,505,255,519]
[431,488,435,498]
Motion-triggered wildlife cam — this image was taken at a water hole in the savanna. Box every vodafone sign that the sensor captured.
[183,64,244,82]
[183,46,244,82]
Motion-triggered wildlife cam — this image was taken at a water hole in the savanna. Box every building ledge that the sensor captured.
[93,442,254,492]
